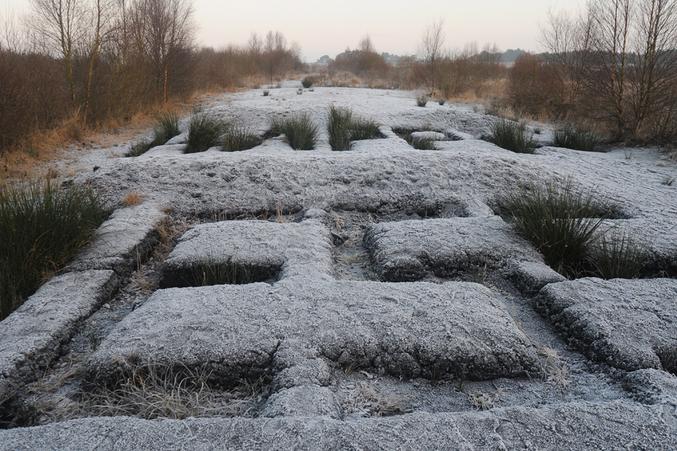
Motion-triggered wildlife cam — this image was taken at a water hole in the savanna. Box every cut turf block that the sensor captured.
[365,217,541,281]
[88,279,539,383]
[536,278,677,372]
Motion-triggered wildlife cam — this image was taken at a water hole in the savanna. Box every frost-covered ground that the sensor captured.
[1,86,676,449]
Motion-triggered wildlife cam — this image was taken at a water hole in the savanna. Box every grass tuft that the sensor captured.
[271,113,318,150]
[587,233,648,280]
[554,125,600,151]
[488,120,536,153]
[499,181,612,277]
[222,126,262,152]
[0,182,108,320]
[186,114,228,153]
[350,118,383,140]
[126,112,180,157]
[327,106,353,151]
[327,106,383,151]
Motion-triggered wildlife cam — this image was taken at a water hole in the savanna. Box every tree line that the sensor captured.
[0,0,302,152]
[510,0,677,144]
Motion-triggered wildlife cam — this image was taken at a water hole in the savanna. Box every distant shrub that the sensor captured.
[488,120,536,153]
[587,234,648,279]
[554,125,601,151]
[438,99,446,105]
[301,76,315,88]
[328,106,353,151]
[416,94,429,107]
[499,181,611,277]
[126,112,181,157]
[186,114,228,153]
[272,113,318,150]
[263,90,270,97]
[0,182,108,320]
[222,126,262,152]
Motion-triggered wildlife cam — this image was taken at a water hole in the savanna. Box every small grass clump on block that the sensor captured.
[271,113,318,150]
[499,181,611,278]
[410,136,438,150]
[186,113,228,153]
[554,125,600,151]
[222,126,262,152]
[587,233,648,280]
[416,94,429,107]
[0,182,109,320]
[488,120,536,153]
[126,112,181,157]
[327,106,354,151]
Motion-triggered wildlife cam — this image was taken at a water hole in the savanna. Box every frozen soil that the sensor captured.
[1,86,676,449]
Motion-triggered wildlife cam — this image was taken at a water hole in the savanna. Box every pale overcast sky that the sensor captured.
[3,0,587,61]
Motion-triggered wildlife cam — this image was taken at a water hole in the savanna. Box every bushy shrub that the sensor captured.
[554,125,600,151]
[0,182,108,320]
[416,94,429,107]
[488,120,536,153]
[327,106,353,151]
[271,113,318,150]
[301,76,315,89]
[126,112,181,157]
[263,90,270,97]
[186,114,228,153]
[499,181,611,277]
[222,126,262,152]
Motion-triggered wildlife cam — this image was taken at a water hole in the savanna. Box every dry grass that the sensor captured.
[79,364,267,420]
[466,390,502,411]
[538,347,570,390]
[121,192,144,207]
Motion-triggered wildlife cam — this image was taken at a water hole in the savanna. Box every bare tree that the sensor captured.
[358,35,375,53]
[421,20,445,94]
[82,0,118,123]
[29,0,85,106]
[628,0,677,136]
[263,31,287,86]
[128,0,193,102]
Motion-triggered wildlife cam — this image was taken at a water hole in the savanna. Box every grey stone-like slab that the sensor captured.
[262,385,341,418]
[536,278,677,372]
[88,279,538,383]
[162,219,333,280]
[364,217,541,281]
[164,132,188,145]
[139,144,186,158]
[0,271,118,402]
[623,369,677,405]
[508,260,566,295]
[68,204,166,275]
[0,401,674,450]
